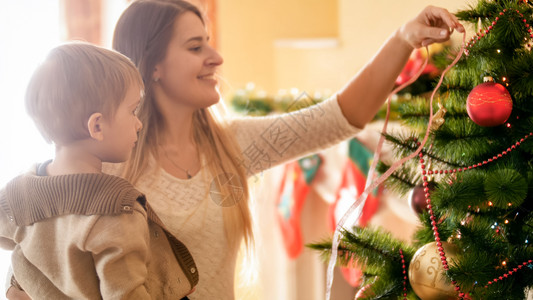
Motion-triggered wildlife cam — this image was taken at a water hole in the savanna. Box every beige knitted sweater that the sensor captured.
[107,96,361,299]
[0,170,198,299]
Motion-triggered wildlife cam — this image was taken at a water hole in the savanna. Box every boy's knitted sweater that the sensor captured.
[0,169,197,299]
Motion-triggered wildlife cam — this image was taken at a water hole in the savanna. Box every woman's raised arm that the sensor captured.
[337,5,465,129]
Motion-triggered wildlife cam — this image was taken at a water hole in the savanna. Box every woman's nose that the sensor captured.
[206,46,223,66]
[136,117,143,132]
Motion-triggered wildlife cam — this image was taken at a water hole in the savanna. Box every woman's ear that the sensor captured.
[87,112,104,141]
[153,66,161,82]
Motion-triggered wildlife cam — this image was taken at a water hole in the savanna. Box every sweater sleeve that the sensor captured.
[228,95,361,176]
[0,190,16,251]
[4,266,14,298]
[83,203,151,300]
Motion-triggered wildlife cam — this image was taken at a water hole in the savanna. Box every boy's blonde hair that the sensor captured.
[25,42,144,144]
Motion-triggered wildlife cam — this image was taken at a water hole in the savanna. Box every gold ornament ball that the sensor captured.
[408,242,459,300]
[354,284,374,299]
[355,283,396,300]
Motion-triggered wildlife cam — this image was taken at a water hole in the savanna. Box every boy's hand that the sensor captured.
[6,286,31,300]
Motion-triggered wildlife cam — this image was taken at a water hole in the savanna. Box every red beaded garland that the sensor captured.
[484,260,533,288]
[465,9,533,56]
[419,164,464,298]
[414,132,533,298]
[400,249,407,300]
[428,133,532,174]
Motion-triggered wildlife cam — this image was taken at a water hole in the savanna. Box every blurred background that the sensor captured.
[0,0,467,299]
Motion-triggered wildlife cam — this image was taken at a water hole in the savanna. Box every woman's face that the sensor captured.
[154,12,223,109]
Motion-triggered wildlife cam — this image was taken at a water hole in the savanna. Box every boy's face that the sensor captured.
[100,84,143,163]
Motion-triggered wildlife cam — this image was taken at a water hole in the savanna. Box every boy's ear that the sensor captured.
[87,112,104,141]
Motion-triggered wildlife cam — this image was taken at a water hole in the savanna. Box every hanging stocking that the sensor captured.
[348,139,380,227]
[276,155,322,259]
[328,139,381,286]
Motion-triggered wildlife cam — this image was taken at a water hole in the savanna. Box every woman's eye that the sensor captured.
[190,46,201,52]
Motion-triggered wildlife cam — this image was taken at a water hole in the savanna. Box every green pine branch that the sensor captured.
[307,227,417,298]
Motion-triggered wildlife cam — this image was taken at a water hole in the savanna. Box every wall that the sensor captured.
[217,0,338,97]
[217,0,469,99]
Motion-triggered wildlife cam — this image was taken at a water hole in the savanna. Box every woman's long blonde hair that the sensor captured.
[112,0,252,248]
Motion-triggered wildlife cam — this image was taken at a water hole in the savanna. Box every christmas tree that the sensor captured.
[310,1,533,299]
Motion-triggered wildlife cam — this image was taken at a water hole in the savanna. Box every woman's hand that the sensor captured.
[399,5,465,49]
[337,5,464,129]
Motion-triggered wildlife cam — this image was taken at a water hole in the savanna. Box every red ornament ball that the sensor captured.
[466,80,513,127]
[408,182,434,215]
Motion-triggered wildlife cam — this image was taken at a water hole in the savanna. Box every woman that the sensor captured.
[7,0,464,299]
[110,2,463,298]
